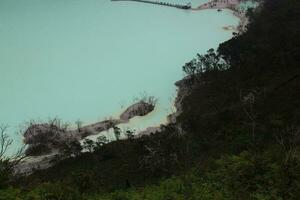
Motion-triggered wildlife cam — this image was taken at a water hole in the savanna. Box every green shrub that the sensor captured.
[0,187,22,200]
[26,182,81,200]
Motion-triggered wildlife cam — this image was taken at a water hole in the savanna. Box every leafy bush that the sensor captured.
[0,188,22,200]
[25,182,81,200]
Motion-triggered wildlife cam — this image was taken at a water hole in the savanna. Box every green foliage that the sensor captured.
[69,170,98,193]
[182,48,229,84]
[87,169,230,200]
[87,148,300,200]
[0,187,22,200]
[0,160,11,189]
[205,149,300,200]
[25,182,81,200]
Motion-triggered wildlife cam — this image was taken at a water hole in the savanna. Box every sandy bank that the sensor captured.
[192,0,255,33]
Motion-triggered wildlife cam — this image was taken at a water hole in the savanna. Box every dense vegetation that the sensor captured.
[1,0,300,199]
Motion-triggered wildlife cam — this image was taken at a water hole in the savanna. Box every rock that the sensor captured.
[14,151,61,176]
[25,143,52,156]
[24,124,64,145]
[167,77,192,124]
[120,100,154,121]
[23,123,76,156]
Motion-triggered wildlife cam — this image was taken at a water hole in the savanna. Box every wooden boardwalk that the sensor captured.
[111,0,192,10]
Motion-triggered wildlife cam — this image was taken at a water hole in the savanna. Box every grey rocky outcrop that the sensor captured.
[24,123,76,156]
[120,100,155,121]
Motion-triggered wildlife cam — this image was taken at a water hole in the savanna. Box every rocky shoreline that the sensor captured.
[15,100,156,175]
[24,100,155,155]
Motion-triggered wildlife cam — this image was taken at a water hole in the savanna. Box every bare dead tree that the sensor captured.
[9,145,26,167]
[141,139,165,171]
[134,92,158,107]
[75,120,83,132]
[144,95,158,107]
[240,89,258,145]
[62,122,70,132]
[275,126,300,164]
[0,125,13,159]
[0,125,26,171]
[140,131,184,173]
[48,117,69,132]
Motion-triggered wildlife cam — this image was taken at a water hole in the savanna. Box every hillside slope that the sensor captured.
[1,0,300,199]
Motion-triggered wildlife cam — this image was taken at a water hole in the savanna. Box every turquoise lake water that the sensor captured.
[0,0,239,153]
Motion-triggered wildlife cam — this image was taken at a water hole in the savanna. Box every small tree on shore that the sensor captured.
[183,48,229,85]
[113,126,121,141]
[125,129,135,140]
[83,139,95,153]
[133,92,158,107]
[95,136,109,148]
[75,120,83,132]
[62,140,82,157]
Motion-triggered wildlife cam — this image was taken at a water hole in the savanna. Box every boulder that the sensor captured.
[120,101,154,121]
